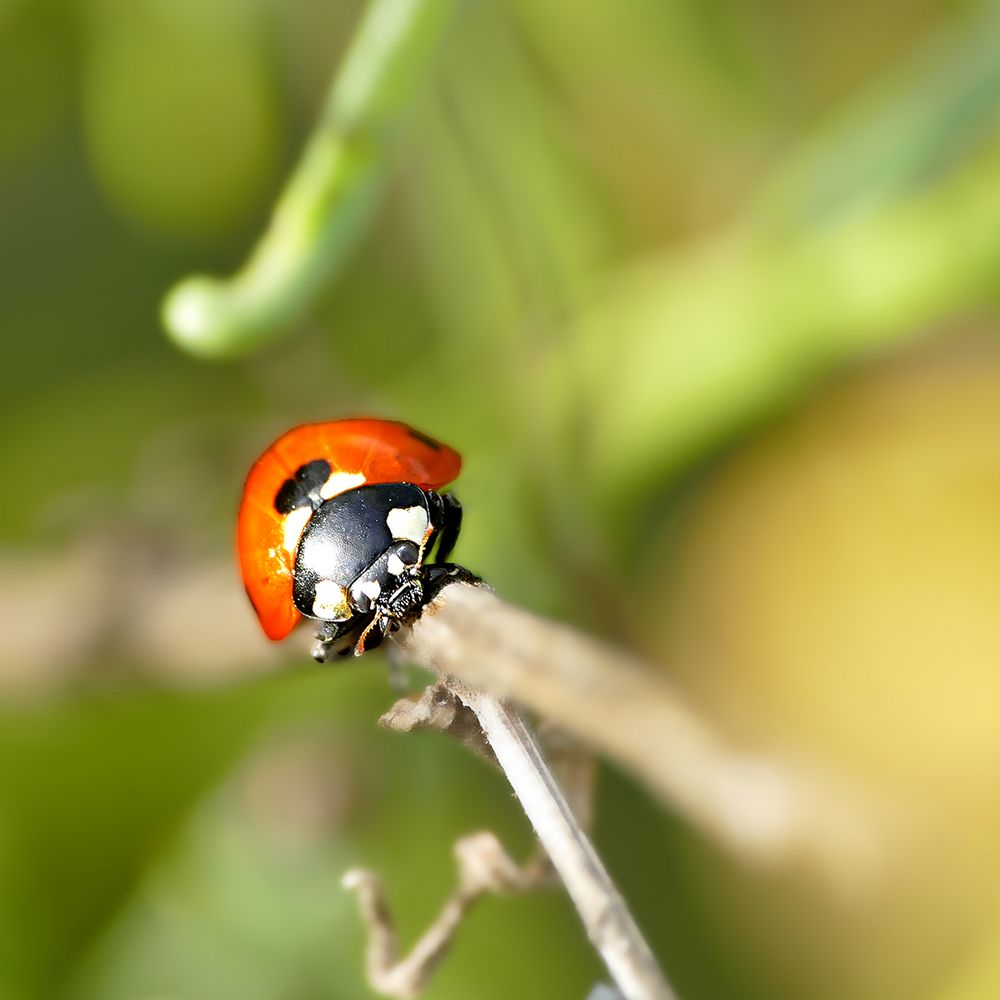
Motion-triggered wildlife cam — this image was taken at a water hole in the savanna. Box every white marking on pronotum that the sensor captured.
[282,506,313,553]
[386,505,428,544]
[351,578,379,605]
[386,553,406,576]
[320,471,366,500]
[313,580,351,621]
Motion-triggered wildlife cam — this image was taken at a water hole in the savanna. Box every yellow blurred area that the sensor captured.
[651,335,1000,998]
[659,336,1000,786]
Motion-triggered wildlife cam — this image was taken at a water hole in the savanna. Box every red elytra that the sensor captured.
[237,419,462,640]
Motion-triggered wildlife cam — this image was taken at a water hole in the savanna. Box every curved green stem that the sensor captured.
[163,0,458,359]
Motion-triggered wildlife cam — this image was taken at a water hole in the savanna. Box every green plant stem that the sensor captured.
[162,0,458,359]
[579,140,1000,515]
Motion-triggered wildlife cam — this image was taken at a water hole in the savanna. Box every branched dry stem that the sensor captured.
[343,829,551,999]
[378,682,497,765]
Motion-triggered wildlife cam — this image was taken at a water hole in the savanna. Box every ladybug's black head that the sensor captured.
[291,481,467,657]
[291,482,435,620]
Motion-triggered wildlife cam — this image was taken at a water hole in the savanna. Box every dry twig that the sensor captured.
[353,680,675,1000]
[392,581,880,889]
[457,685,675,1000]
[351,581,880,995]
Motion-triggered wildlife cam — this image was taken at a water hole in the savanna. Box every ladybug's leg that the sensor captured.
[420,563,482,602]
[431,492,463,566]
[311,620,360,662]
[416,494,478,598]
[354,610,392,656]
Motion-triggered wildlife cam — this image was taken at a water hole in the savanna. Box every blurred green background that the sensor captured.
[3,0,1000,997]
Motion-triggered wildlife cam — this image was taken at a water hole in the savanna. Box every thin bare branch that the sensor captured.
[454,684,677,1000]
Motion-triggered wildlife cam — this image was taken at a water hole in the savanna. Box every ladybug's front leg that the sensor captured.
[420,562,482,602]
[429,492,463,565]
[311,620,361,662]
[353,610,394,656]
[352,573,429,656]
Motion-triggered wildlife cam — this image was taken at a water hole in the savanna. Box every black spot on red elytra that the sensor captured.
[274,459,332,514]
[406,426,442,451]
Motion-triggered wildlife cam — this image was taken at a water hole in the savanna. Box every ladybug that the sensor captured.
[238,418,471,659]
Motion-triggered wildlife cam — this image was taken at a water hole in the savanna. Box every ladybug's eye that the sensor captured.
[274,459,332,514]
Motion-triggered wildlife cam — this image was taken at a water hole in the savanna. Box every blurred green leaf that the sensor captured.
[162,0,458,359]
[579,141,1000,531]
[0,0,73,163]
[0,671,320,998]
[83,0,280,241]
[558,5,1000,539]
[761,4,1000,227]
